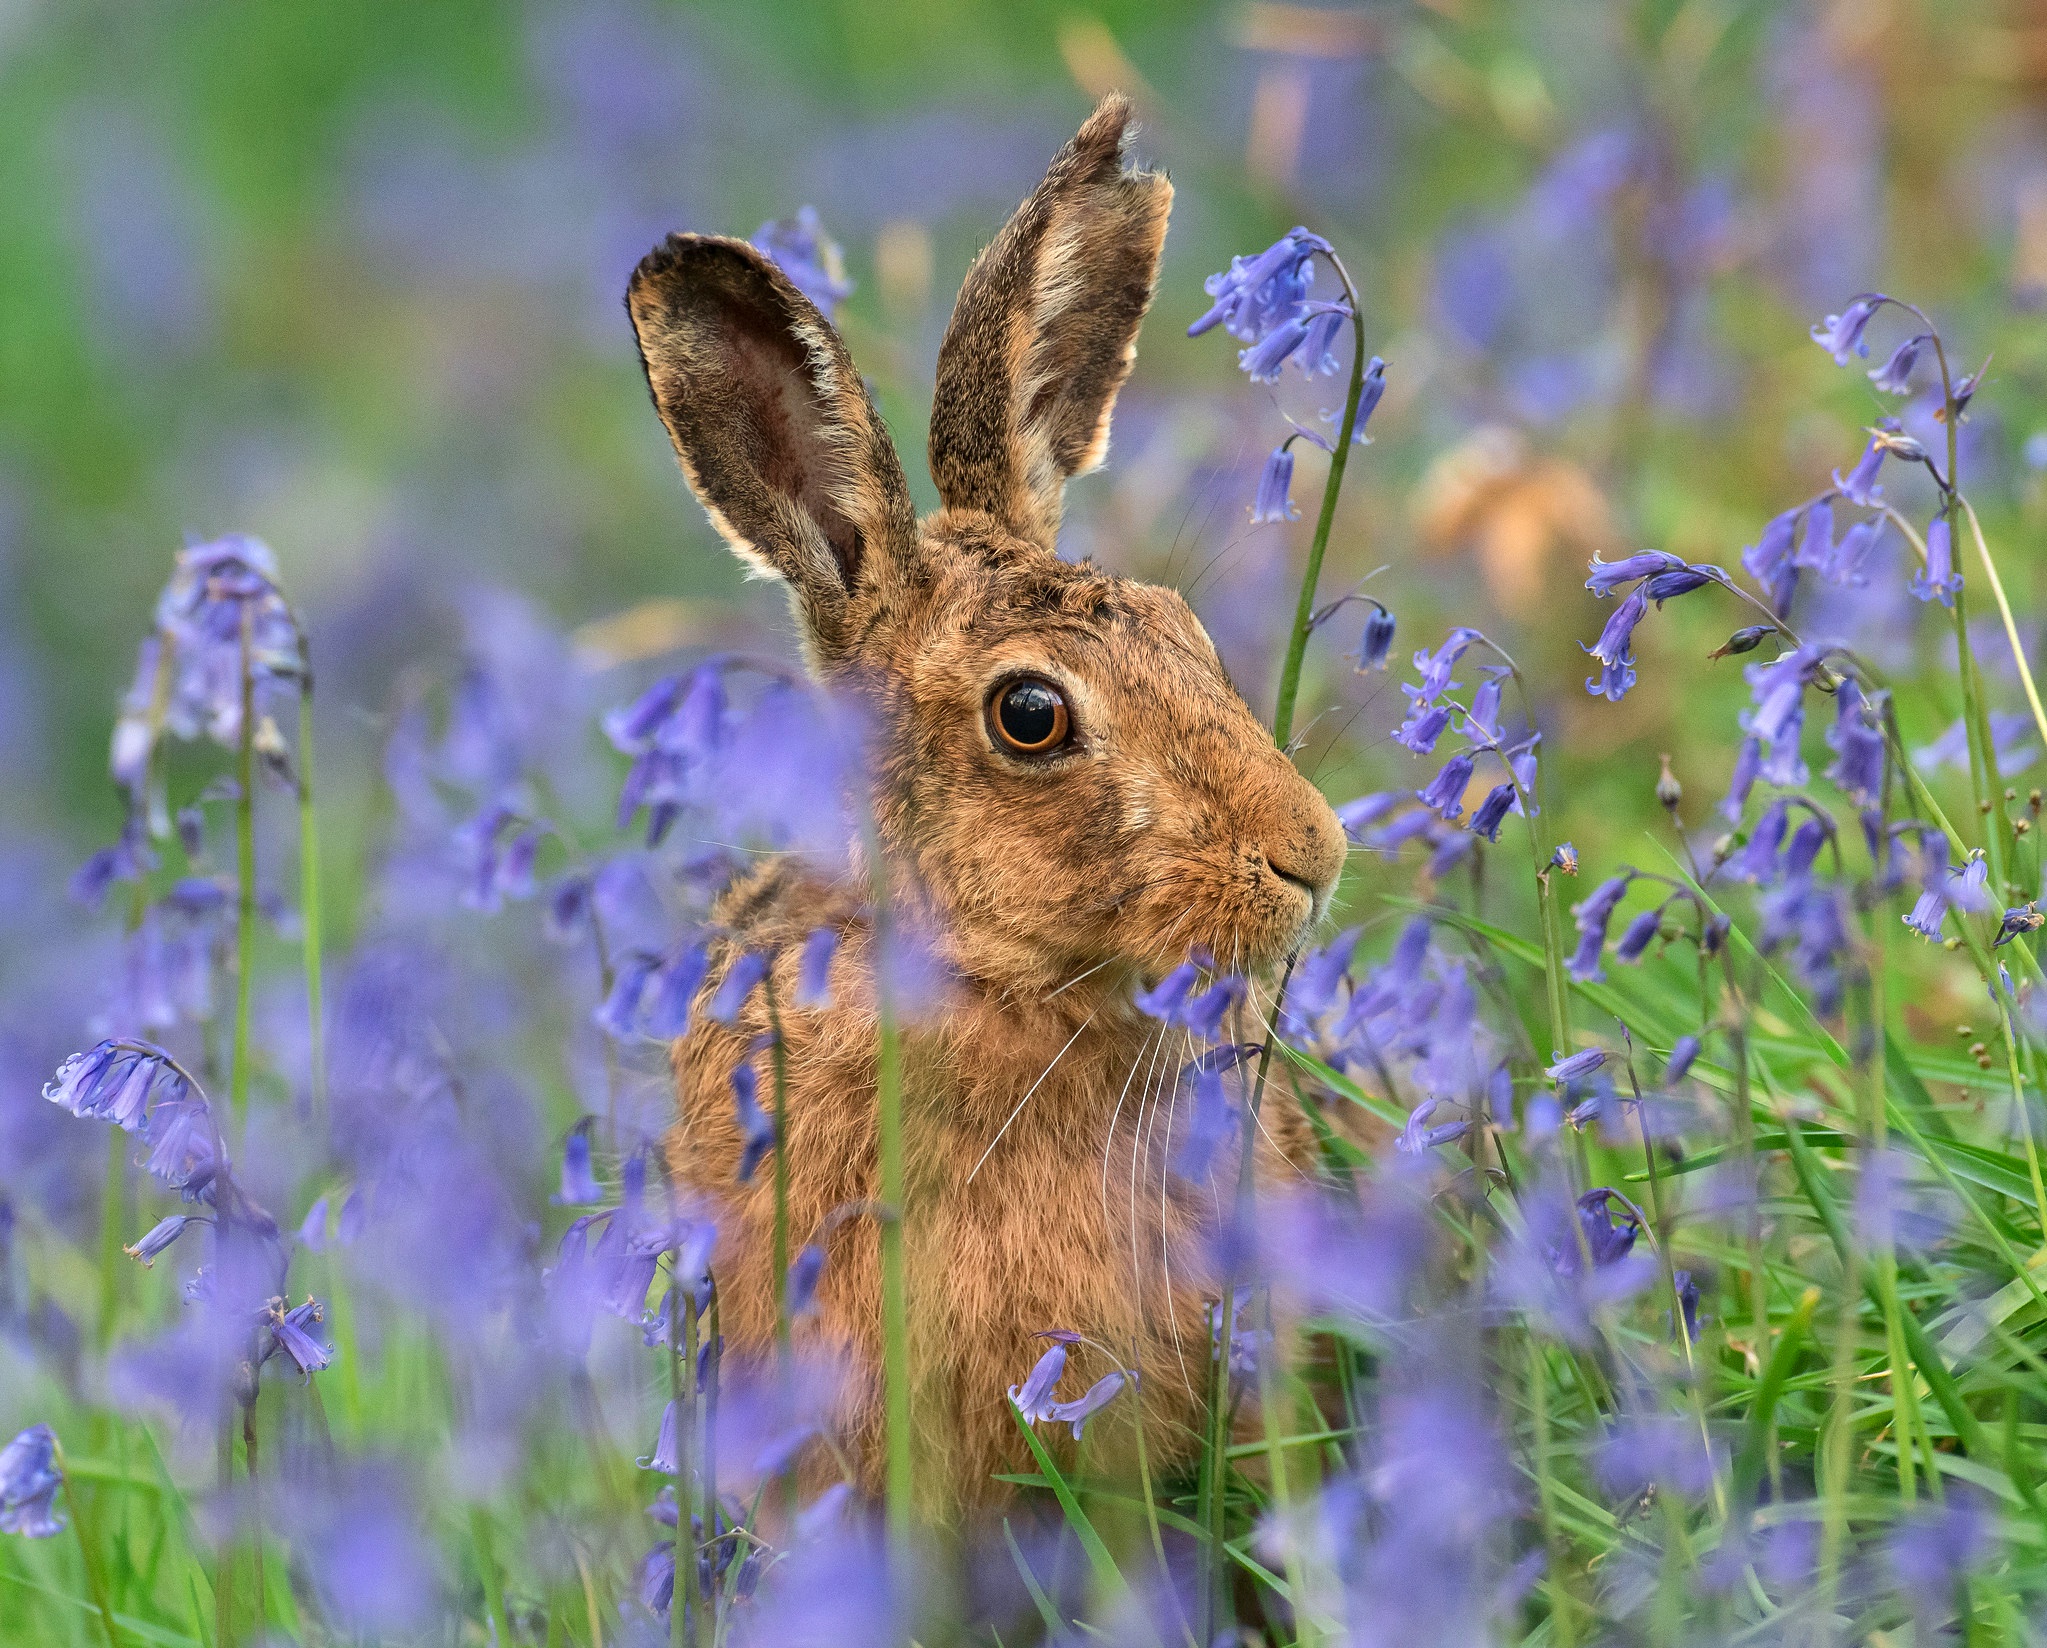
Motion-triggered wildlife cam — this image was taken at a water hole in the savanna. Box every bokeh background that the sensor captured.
[5,0,2047,1339]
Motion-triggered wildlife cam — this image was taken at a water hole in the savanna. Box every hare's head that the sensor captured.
[627,98,1345,997]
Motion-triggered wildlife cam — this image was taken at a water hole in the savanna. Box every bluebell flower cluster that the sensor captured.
[754,205,853,315]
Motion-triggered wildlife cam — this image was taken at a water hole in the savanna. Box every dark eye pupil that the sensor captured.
[1000,682,1061,747]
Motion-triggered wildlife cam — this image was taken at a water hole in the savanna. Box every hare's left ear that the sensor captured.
[928,95,1172,551]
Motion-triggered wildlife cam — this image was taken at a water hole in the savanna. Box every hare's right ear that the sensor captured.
[928,96,1172,551]
[628,235,917,661]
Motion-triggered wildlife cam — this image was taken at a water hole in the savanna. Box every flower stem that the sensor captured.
[1958,497,2047,756]
[295,673,327,1144]
[53,1441,123,1648]
[231,605,256,1130]
[866,846,913,1541]
[1271,263,1367,751]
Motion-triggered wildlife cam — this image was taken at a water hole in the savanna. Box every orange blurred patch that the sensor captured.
[1410,426,1621,605]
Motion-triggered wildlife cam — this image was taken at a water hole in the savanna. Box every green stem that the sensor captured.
[670,1284,692,1648]
[295,677,326,1144]
[231,606,256,1130]
[868,847,913,1541]
[1271,267,1368,751]
[1527,1334,1576,1648]
[95,1130,126,1354]
[53,1443,123,1648]
[470,1507,512,1648]
[1203,1285,1236,1645]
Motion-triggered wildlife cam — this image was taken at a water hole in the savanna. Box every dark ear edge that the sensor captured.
[627,234,917,658]
[928,94,1173,550]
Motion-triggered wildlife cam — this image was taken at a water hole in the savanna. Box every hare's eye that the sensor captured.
[989,677,1071,755]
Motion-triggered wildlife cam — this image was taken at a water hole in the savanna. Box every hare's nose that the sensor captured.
[1263,784,1347,903]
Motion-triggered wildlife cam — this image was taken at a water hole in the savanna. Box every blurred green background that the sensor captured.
[4,0,2047,1020]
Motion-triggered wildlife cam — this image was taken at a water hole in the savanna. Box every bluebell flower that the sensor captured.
[1740,508,1799,591]
[1188,228,1332,345]
[1461,669,1506,744]
[795,928,837,1008]
[1550,841,1579,875]
[1824,678,1886,806]
[1008,1342,1067,1424]
[1825,516,1886,586]
[1722,736,1762,822]
[1583,588,1647,672]
[1409,627,1484,706]
[1795,497,1834,572]
[1468,784,1516,843]
[1834,438,1887,507]
[708,950,769,1024]
[71,816,155,909]
[1586,550,1682,597]
[1910,514,1963,606]
[787,1244,826,1316]
[1783,816,1830,881]
[1349,354,1388,438]
[543,870,593,942]
[1134,959,1201,1020]
[1595,1411,1722,1501]
[1733,798,1791,883]
[1506,734,1540,812]
[1250,444,1298,523]
[1745,646,1823,786]
[595,952,662,1040]
[1391,703,1453,754]
[1417,754,1475,822]
[1560,1187,1641,1272]
[606,665,726,846]
[1951,852,1994,915]
[0,1425,63,1539]
[1585,653,1638,702]
[640,942,712,1039]
[555,1119,602,1206]
[754,206,853,315]
[1171,1063,1236,1183]
[1664,1035,1701,1083]
[297,1196,329,1250]
[1641,564,1723,602]
[1613,906,1663,964]
[1888,1492,1993,1615]
[1996,904,2043,946]
[264,1297,333,1377]
[124,1215,197,1268]
[1397,1097,1470,1153]
[1811,292,1886,363]
[1568,874,1632,982]
[641,1399,680,1473]
[1903,833,1954,941]
[1868,332,1926,394]
[730,1063,774,1183]
[1182,976,1247,1040]
[1357,603,1397,671]
[1048,1370,1129,1440]
[1336,792,1402,838]
[1547,1047,1607,1084]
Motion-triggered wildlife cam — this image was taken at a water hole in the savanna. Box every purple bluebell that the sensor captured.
[124,1215,196,1267]
[754,206,853,314]
[1506,735,1540,811]
[730,1063,774,1183]
[1586,550,1682,597]
[1811,293,1886,363]
[71,816,155,908]
[1250,444,1298,523]
[707,950,769,1024]
[1547,1047,1607,1084]
[1745,646,1821,786]
[1550,841,1578,875]
[1733,798,1791,883]
[1613,906,1663,964]
[1996,904,2044,946]
[1170,1063,1235,1184]
[1782,817,1829,881]
[606,665,726,845]
[1796,497,1835,574]
[1048,1370,1128,1440]
[1134,959,1201,1020]
[555,1119,602,1206]
[1335,791,1401,838]
[0,1425,63,1538]
[1563,1188,1642,1272]
[1357,603,1397,671]
[1824,678,1886,805]
[594,952,661,1040]
[1468,784,1516,843]
[1834,438,1887,507]
[543,871,592,942]
[1417,753,1475,821]
[1910,514,1962,606]
[1349,354,1388,439]
[1867,331,1926,393]
[297,1197,328,1250]
[1641,564,1723,602]
[1391,702,1453,754]
[1664,1035,1701,1083]
[1722,736,1762,822]
[1825,515,1886,585]
[1595,1411,1722,1501]
[1568,873,1632,983]
[1585,651,1639,702]
[1008,1342,1067,1423]
[788,1244,825,1316]
[1408,627,1483,706]
[1397,1097,1470,1153]
[1188,227,1332,345]
[1888,1493,1993,1613]
[1951,853,1994,915]
[1741,508,1800,591]
[1462,669,1506,744]
[640,942,712,1039]
[1290,928,1361,1025]
[1904,833,1953,941]
[641,1400,680,1473]
[264,1298,333,1377]
[795,927,837,1008]
[1182,976,1247,1041]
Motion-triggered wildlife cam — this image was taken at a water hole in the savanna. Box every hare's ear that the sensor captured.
[628,234,918,660]
[928,95,1172,551]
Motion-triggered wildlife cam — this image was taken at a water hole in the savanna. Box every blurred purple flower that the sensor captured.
[1049,1370,1129,1440]
[1868,331,1928,393]
[1008,1342,1067,1423]
[1825,677,1886,805]
[1596,1411,1724,1501]
[708,951,769,1024]
[795,928,837,1008]
[1397,1097,1470,1153]
[754,206,853,315]
[731,1062,774,1183]
[1904,833,1954,941]
[1665,1035,1702,1083]
[556,1118,602,1205]
[124,1214,197,1268]
[0,1424,62,1538]
[1889,1491,1994,1612]
[1250,444,1298,523]
[1910,514,1963,606]
[788,1244,825,1316]
[1834,438,1887,507]
[1547,1048,1607,1085]
[1568,873,1632,983]
[1468,784,1516,843]
[1356,603,1397,671]
[1811,292,1886,363]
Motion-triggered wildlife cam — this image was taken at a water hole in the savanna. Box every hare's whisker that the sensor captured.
[1100,1016,1166,1232]
[1044,953,1118,1000]
[964,1008,1098,1184]
[1153,1025,1199,1397]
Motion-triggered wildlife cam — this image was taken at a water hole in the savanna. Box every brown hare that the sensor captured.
[625,95,1347,1515]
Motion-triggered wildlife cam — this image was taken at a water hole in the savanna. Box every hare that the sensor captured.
[625,96,1347,1516]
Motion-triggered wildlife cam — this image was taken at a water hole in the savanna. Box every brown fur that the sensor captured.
[627,97,1347,1517]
